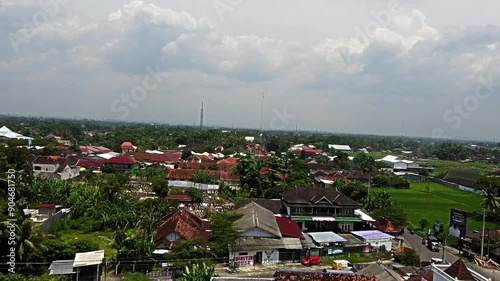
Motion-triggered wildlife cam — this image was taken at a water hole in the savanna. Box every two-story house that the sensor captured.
[32,156,79,180]
[279,187,361,233]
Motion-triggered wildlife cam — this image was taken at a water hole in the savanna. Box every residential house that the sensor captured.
[409,259,490,281]
[377,155,420,172]
[154,209,210,250]
[37,204,56,217]
[351,230,394,252]
[104,155,137,171]
[328,145,352,152]
[166,194,193,205]
[128,151,181,166]
[75,158,106,171]
[356,263,404,281]
[121,142,136,154]
[32,156,79,180]
[291,147,325,158]
[230,202,303,266]
[79,146,112,155]
[279,187,361,232]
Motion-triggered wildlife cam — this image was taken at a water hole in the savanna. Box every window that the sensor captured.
[166,232,181,242]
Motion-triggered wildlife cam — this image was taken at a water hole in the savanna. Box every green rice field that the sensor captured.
[378,182,498,230]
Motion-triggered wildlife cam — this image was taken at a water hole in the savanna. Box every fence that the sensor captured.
[41,209,71,233]
[430,178,483,195]
[168,180,220,190]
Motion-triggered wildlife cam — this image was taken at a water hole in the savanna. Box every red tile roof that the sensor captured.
[276,217,304,239]
[105,155,138,165]
[155,209,210,249]
[166,194,192,202]
[444,259,475,280]
[121,142,135,149]
[372,217,400,234]
[76,158,105,169]
[80,146,112,154]
[217,157,239,165]
[37,204,56,209]
[167,169,239,181]
[129,152,179,163]
[33,156,64,165]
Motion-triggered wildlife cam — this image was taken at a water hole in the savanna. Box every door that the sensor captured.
[255,252,263,264]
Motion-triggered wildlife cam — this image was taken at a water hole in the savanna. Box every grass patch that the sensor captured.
[377,182,498,231]
[58,229,117,259]
[417,160,497,176]
[320,252,393,265]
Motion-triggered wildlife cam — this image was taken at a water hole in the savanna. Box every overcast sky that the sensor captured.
[1,0,500,140]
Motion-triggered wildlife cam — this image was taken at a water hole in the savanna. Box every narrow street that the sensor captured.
[403,231,500,280]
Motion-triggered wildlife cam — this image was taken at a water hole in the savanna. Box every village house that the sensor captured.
[79,146,112,155]
[279,187,362,232]
[408,259,490,281]
[350,230,394,252]
[32,156,79,180]
[328,144,352,152]
[230,202,304,267]
[120,142,136,154]
[104,155,137,172]
[154,209,210,251]
[128,151,181,166]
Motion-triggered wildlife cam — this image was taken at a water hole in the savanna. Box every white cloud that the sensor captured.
[1,1,500,139]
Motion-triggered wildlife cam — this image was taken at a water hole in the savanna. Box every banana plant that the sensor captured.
[181,262,215,281]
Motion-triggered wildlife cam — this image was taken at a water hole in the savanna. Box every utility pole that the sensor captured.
[481,208,485,259]
[442,237,447,263]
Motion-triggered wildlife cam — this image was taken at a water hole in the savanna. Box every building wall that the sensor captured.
[33,163,58,173]
[364,238,392,251]
[229,250,280,267]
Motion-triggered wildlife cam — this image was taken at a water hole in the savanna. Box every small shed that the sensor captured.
[308,232,347,257]
[351,230,394,252]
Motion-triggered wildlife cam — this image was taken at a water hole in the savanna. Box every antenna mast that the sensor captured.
[260,92,264,132]
[200,101,204,130]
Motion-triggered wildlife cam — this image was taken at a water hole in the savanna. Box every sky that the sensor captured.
[1,0,500,140]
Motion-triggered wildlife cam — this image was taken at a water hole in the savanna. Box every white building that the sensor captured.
[351,230,394,252]
[0,126,32,140]
[328,144,352,152]
[377,155,420,171]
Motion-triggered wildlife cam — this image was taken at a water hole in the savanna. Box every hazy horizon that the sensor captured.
[1,0,499,139]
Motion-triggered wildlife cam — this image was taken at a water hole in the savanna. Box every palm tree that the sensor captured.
[16,219,47,261]
[481,185,500,213]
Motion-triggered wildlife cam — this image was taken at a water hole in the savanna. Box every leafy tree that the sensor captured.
[207,163,218,171]
[192,170,218,184]
[353,153,376,174]
[337,181,368,203]
[208,212,243,257]
[477,176,500,214]
[164,237,216,270]
[185,187,204,204]
[418,218,430,231]
[397,249,421,266]
[333,151,351,169]
[371,207,408,229]
[15,219,48,261]
[120,272,148,281]
[418,168,430,177]
[152,177,169,197]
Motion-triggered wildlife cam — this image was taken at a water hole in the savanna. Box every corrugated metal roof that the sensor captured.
[73,250,104,267]
[230,237,302,252]
[234,202,282,238]
[49,260,75,275]
[351,230,394,240]
[308,232,347,243]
